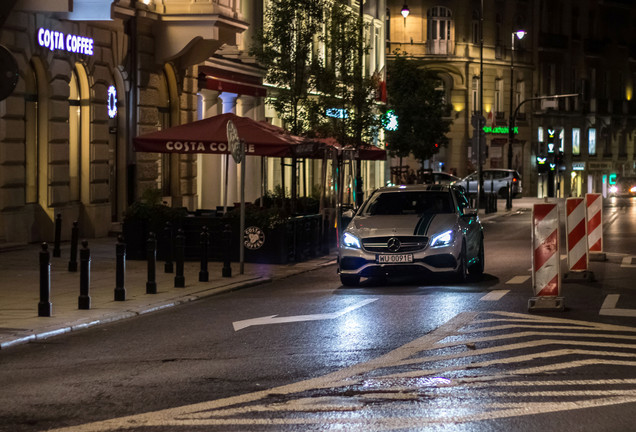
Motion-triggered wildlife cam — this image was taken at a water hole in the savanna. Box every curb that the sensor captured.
[0,276,274,350]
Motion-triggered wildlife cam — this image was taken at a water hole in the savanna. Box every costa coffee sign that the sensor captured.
[37,28,94,56]
[165,141,256,154]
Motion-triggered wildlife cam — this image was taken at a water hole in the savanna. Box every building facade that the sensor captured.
[386,0,636,198]
[0,0,387,244]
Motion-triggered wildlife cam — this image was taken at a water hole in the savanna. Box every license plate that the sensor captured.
[377,254,413,263]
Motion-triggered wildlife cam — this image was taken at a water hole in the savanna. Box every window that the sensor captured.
[572,128,580,155]
[471,9,480,44]
[588,128,596,155]
[427,6,453,55]
[516,81,525,113]
[494,79,502,114]
[472,76,480,113]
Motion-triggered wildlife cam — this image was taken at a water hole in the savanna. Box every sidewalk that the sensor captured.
[0,197,539,350]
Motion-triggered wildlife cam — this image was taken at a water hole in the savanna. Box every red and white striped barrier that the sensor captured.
[531,203,560,298]
[566,197,588,272]
[585,193,603,253]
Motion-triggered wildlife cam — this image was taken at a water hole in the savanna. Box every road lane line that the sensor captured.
[480,290,509,301]
[506,276,530,284]
[600,294,636,317]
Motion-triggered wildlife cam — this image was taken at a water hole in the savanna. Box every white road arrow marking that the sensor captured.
[233,298,378,331]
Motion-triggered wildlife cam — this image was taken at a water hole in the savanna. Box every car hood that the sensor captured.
[347,213,457,238]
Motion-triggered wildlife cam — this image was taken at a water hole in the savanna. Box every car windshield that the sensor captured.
[362,191,453,216]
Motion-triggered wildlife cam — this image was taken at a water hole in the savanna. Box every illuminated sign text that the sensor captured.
[37,28,94,56]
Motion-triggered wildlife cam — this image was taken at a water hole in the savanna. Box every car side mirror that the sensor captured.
[342,209,355,218]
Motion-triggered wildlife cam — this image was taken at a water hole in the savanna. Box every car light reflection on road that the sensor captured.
[333,313,372,351]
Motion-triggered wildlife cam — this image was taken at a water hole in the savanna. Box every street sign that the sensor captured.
[226,120,242,163]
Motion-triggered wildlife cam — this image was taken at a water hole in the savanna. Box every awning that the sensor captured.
[133,113,303,157]
[308,137,387,161]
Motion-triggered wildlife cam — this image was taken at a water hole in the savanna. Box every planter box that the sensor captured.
[123,213,328,265]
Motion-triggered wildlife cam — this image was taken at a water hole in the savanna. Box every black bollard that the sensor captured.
[38,243,52,317]
[78,240,91,310]
[115,235,126,301]
[199,226,209,282]
[506,181,513,210]
[53,213,62,257]
[222,224,232,278]
[146,232,157,294]
[68,221,79,272]
[163,222,174,273]
[174,229,185,287]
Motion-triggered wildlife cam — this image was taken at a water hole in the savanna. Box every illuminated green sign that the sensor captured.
[609,173,617,185]
[483,126,518,134]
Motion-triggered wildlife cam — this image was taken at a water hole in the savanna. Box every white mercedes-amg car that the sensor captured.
[337,184,484,286]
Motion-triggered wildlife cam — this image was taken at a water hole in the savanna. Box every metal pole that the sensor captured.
[477,0,484,211]
[174,229,185,287]
[38,243,52,317]
[115,235,126,301]
[199,226,209,282]
[508,31,515,169]
[78,240,91,310]
[53,213,62,257]
[146,232,157,294]
[68,220,78,272]
[240,141,245,275]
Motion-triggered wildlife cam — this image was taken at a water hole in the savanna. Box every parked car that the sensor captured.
[337,184,484,286]
[459,169,522,198]
[431,171,461,185]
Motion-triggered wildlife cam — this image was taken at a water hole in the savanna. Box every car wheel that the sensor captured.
[469,237,485,277]
[340,274,360,287]
[455,242,468,283]
[498,187,509,199]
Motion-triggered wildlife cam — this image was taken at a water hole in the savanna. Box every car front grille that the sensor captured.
[362,236,428,253]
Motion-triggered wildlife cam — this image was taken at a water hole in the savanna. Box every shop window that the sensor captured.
[588,128,596,155]
[572,128,580,155]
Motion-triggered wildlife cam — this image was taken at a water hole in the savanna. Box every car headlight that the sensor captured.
[430,229,453,248]
[609,185,618,194]
[342,232,361,249]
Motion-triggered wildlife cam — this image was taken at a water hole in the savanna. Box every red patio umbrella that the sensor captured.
[308,137,387,160]
[133,112,303,157]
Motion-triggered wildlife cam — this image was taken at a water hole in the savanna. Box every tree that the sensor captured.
[386,50,452,169]
[250,0,326,136]
[312,1,381,147]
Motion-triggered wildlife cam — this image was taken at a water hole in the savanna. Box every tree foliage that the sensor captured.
[386,50,452,166]
[250,0,326,135]
[251,0,381,146]
[311,1,381,147]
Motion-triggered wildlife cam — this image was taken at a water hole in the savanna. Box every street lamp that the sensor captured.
[401,4,410,18]
[507,29,526,170]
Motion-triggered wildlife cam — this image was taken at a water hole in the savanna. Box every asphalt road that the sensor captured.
[1,198,636,432]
